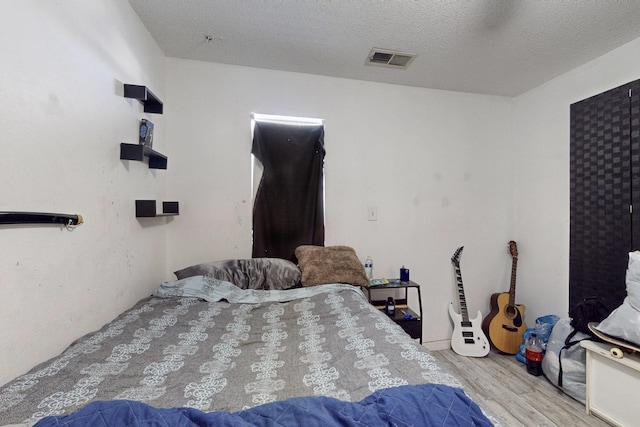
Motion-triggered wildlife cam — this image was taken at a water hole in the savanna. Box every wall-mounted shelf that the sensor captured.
[136,200,179,218]
[120,143,167,169]
[123,84,163,114]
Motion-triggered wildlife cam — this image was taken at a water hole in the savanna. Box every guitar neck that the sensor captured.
[508,257,518,306]
[454,265,469,322]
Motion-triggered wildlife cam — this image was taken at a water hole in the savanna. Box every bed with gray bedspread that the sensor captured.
[0,277,496,426]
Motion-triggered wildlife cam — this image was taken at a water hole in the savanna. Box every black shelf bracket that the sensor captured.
[136,200,179,218]
[120,143,167,169]
[123,84,163,114]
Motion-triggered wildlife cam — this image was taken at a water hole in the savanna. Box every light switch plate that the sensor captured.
[368,206,378,221]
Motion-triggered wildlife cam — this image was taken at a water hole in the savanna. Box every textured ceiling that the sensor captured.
[129,0,640,96]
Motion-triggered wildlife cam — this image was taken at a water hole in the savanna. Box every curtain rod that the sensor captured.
[0,212,83,226]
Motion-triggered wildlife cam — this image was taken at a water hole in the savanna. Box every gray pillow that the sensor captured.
[174,258,301,290]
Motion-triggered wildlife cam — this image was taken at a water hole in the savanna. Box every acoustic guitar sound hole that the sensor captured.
[504,305,516,319]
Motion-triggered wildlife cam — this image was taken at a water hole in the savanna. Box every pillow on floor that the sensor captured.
[173,258,301,290]
[295,245,369,287]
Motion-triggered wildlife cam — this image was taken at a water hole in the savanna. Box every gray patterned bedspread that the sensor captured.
[0,278,475,426]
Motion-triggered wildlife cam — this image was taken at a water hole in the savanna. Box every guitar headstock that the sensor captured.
[451,246,464,267]
[508,240,518,260]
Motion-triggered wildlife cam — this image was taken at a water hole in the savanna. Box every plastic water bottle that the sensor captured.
[364,256,373,280]
[525,333,543,376]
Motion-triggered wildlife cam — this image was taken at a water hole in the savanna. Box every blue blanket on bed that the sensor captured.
[34,384,493,427]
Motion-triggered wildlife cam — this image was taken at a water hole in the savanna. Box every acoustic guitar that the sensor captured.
[482,241,527,354]
[448,246,490,357]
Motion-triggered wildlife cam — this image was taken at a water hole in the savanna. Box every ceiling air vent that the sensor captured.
[366,48,416,69]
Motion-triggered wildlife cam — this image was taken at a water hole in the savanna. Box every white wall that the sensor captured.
[164,59,515,347]
[513,37,640,323]
[0,0,168,386]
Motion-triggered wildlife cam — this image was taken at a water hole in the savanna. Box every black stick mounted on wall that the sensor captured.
[0,212,83,226]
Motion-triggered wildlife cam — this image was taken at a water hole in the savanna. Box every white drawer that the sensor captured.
[582,340,640,426]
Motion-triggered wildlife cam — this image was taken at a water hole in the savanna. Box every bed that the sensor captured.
[0,250,499,426]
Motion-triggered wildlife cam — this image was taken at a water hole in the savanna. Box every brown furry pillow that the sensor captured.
[295,245,369,287]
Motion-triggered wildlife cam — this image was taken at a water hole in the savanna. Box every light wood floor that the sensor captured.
[431,348,610,427]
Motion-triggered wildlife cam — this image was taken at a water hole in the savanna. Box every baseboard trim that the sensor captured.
[422,339,451,351]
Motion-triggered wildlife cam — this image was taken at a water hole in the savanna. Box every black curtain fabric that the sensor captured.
[252,121,325,262]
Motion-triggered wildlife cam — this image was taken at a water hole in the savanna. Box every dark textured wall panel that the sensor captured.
[569,81,640,311]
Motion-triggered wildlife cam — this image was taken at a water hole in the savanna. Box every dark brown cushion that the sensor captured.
[295,245,369,287]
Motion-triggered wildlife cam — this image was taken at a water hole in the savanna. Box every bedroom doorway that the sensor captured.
[250,114,325,262]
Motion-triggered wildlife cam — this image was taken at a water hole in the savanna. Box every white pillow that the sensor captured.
[596,251,640,345]
[626,251,640,310]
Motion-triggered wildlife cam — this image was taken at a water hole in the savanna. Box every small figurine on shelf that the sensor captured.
[139,119,154,148]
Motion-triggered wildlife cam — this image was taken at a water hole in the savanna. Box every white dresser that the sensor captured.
[581,340,640,426]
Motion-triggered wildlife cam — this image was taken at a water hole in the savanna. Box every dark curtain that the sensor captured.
[252,121,325,262]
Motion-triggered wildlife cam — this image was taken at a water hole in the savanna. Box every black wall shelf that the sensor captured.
[124,84,163,114]
[120,143,167,169]
[123,84,176,221]
[136,200,179,218]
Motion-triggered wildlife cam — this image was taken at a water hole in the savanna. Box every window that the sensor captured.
[251,114,325,261]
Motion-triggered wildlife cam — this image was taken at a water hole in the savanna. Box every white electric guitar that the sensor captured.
[448,246,490,357]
